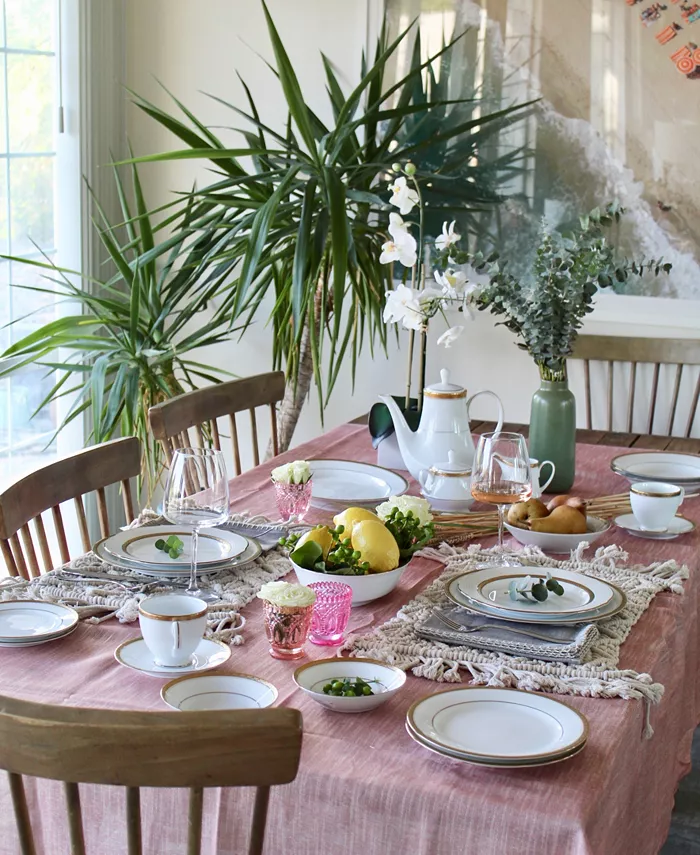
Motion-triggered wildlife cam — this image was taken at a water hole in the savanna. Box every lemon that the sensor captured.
[332,507,379,541]
[296,526,333,559]
[351,520,400,573]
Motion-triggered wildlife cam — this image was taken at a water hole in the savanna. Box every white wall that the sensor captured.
[124,0,700,466]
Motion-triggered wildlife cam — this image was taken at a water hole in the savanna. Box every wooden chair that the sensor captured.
[0,437,140,579]
[148,373,286,475]
[0,694,302,855]
[571,335,700,437]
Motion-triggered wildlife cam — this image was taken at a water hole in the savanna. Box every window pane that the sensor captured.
[9,155,54,254]
[8,253,58,344]
[8,53,54,152]
[0,62,6,153]
[4,0,54,51]
[0,166,8,252]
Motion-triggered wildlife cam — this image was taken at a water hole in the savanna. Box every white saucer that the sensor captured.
[114,636,231,678]
[614,513,696,540]
[423,493,475,513]
[0,624,78,648]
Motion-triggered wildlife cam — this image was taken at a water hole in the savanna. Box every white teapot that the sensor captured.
[419,450,474,513]
[379,369,504,484]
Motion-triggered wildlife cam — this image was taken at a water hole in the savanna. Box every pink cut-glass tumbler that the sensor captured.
[308,581,353,646]
[272,479,313,522]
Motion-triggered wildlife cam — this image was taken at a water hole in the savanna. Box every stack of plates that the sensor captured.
[309,460,408,511]
[406,687,588,767]
[446,565,626,625]
[0,601,79,648]
[611,451,700,492]
[94,525,261,577]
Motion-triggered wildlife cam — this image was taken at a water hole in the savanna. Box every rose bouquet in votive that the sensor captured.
[270,460,312,521]
[257,581,316,660]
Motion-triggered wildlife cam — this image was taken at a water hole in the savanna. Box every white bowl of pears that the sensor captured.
[504,495,611,554]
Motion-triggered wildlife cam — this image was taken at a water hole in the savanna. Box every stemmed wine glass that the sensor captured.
[163,448,230,603]
[471,432,532,552]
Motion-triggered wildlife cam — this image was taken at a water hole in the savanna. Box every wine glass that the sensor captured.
[471,432,532,551]
[163,448,230,602]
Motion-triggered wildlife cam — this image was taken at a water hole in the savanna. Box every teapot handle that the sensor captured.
[465,391,504,433]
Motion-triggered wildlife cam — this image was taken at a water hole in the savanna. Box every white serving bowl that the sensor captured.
[291,559,408,606]
[504,515,611,554]
[293,657,406,713]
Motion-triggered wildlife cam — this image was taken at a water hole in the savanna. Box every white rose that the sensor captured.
[270,460,311,484]
[376,495,433,525]
[257,581,316,608]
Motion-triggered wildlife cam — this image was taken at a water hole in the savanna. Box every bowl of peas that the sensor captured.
[293,657,406,713]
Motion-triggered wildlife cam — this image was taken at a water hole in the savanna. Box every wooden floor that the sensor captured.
[355,412,700,852]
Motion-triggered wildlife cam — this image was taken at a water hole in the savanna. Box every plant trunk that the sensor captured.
[266,318,315,458]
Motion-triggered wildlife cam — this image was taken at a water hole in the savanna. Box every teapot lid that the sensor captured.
[429,450,472,477]
[424,369,466,400]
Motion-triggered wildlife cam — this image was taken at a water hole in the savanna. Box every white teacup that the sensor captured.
[530,458,556,500]
[629,481,685,532]
[138,594,207,667]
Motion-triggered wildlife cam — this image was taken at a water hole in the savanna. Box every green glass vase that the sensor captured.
[528,369,576,494]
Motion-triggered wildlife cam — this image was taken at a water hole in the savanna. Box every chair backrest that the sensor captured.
[570,335,700,437]
[0,694,302,855]
[0,437,140,579]
[148,373,286,475]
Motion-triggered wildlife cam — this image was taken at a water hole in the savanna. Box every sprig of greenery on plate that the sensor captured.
[508,572,565,602]
[154,535,185,560]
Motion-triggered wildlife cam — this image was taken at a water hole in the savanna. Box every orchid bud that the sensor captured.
[404,162,416,176]
[391,162,402,173]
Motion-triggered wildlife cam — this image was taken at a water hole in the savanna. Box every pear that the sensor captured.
[529,505,587,535]
[507,498,549,526]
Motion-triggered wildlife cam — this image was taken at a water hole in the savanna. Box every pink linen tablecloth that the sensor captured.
[0,423,699,855]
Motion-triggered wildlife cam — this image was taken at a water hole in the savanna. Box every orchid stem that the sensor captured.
[417,326,427,413]
[405,329,415,411]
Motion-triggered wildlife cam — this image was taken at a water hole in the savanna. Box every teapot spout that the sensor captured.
[378,395,422,481]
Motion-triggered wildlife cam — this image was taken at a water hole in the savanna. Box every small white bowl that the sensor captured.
[291,559,408,606]
[293,657,406,713]
[504,515,611,554]
[161,673,278,711]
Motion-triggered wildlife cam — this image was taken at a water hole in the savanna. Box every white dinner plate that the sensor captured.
[407,687,588,764]
[94,535,261,577]
[614,513,696,540]
[611,451,700,489]
[101,526,248,568]
[161,673,278,711]
[0,601,79,641]
[455,566,615,616]
[0,624,78,648]
[405,721,586,768]
[115,636,232,678]
[309,460,408,508]
[446,576,626,625]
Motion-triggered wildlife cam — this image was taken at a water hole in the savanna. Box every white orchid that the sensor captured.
[435,220,460,251]
[437,325,464,348]
[380,213,417,267]
[383,284,424,331]
[388,176,419,215]
[434,268,468,299]
[417,286,445,311]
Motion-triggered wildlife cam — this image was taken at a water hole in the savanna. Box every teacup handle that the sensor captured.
[678,486,685,505]
[171,621,181,656]
[539,460,556,493]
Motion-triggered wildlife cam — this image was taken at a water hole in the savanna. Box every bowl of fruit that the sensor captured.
[293,657,406,713]
[504,496,611,554]
[281,498,434,607]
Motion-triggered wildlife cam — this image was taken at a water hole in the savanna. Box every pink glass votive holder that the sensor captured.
[272,478,313,522]
[262,600,314,660]
[308,581,353,646]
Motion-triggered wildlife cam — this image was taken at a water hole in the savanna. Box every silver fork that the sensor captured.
[433,609,572,644]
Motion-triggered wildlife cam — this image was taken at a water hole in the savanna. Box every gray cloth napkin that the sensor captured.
[417,605,600,664]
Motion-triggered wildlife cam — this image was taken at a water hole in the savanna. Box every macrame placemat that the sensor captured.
[341,542,688,716]
[0,511,294,646]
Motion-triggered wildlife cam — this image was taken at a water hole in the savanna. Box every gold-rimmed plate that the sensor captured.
[454,565,615,617]
[407,687,588,765]
[309,459,408,509]
[100,525,248,568]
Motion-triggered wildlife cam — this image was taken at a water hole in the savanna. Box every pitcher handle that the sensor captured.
[466,390,504,434]
[538,460,556,493]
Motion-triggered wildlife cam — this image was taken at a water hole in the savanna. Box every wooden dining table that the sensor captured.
[0,421,699,855]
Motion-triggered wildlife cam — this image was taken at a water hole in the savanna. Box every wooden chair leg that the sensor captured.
[1,539,19,577]
[249,409,260,467]
[126,787,142,855]
[96,488,110,538]
[51,506,70,565]
[187,787,203,855]
[74,497,91,553]
[8,773,36,855]
[248,786,271,855]
[270,405,279,458]
[33,515,53,573]
[64,782,86,855]
[230,415,242,476]
[121,479,135,525]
